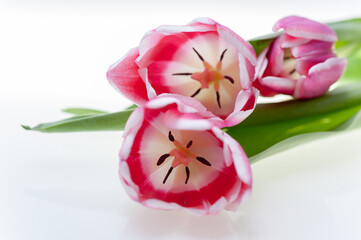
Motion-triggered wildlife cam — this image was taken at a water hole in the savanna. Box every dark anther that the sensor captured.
[224,75,234,84]
[220,49,228,61]
[192,47,204,62]
[289,69,296,75]
[186,140,193,148]
[284,56,292,60]
[163,167,173,184]
[157,153,170,166]
[196,156,212,166]
[172,72,193,76]
[191,88,202,98]
[185,167,190,184]
[168,131,175,142]
[216,91,221,108]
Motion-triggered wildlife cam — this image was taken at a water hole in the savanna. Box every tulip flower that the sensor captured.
[107,18,258,127]
[119,94,252,215]
[254,16,347,99]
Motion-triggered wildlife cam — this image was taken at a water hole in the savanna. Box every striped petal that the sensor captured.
[119,95,252,215]
[108,18,257,126]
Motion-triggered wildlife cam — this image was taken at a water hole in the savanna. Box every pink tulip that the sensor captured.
[119,94,252,215]
[254,16,347,99]
[107,18,258,127]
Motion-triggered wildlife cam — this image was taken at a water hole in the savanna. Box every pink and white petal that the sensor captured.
[291,40,335,58]
[139,68,158,100]
[137,30,164,66]
[119,161,141,201]
[255,46,269,80]
[267,37,285,76]
[162,108,214,131]
[129,148,245,215]
[137,19,218,69]
[216,23,257,66]
[225,183,252,211]
[261,76,297,95]
[145,94,220,129]
[281,34,310,48]
[237,54,255,88]
[145,94,207,114]
[294,57,347,99]
[189,17,218,27]
[136,31,189,68]
[212,127,252,185]
[120,108,144,160]
[159,17,218,35]
[121,105,252,215]
[273,16,337,42]
[146,60,200,96]
[142,198,221,216]
[224,87,258,127]
[253,79,278,97]
[196,168,245,213]
[155,24,213,35]
[295,52,336,75]
[106,48,149,105]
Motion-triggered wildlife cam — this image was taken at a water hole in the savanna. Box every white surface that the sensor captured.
[1,1,361,239]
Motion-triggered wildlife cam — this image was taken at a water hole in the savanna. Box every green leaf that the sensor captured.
[226,83,361,162]
[62,108,107,115]
[22,109,134,133]
[126,104,138,110]
[341,56,361,82]
[328,18,361,43]
[248,32,281,55]
[248,110,361,164]
[323,18,361,58]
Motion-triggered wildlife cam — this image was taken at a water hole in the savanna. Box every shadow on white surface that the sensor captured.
[121,209,238,240]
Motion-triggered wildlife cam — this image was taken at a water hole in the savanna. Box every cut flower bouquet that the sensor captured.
[23,15,361,215]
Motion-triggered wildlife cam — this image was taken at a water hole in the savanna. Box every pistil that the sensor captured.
[157,131,212,184]
[172,47,235,108]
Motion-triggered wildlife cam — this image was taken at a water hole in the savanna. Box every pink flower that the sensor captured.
[107,18,258,127]
[254,16,347,99]
[119,94,252,215]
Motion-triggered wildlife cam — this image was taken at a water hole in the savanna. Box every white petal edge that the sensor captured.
[120,108,144,160]
[119,161,140,201]
[261,76,297,92]
[225,87,259,128]
[217,24,257,66]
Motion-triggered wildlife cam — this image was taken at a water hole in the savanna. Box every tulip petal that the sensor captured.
[295,53,337,75]
[281,34,310,48]
[267,37,285,76]
[216,23,257,67]
[291,40,335,58]
[273,16,337,42]
[295,57,347,99]
[255,16,344,99]
[130,19,257,125]
[106,48,149,105]
[119,96,252,215]
[224,87,259,127]
[261,76,297,95]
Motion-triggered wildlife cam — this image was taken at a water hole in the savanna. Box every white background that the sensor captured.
[1,0,361,239]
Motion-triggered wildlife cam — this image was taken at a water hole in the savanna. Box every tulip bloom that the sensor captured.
[107,18,258,127]
[119,94,252,215]
[254,16,347,99]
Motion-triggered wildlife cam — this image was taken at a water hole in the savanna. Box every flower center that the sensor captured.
[282,48,300,80]
[172,48,235,108]
[157,131,212,184]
